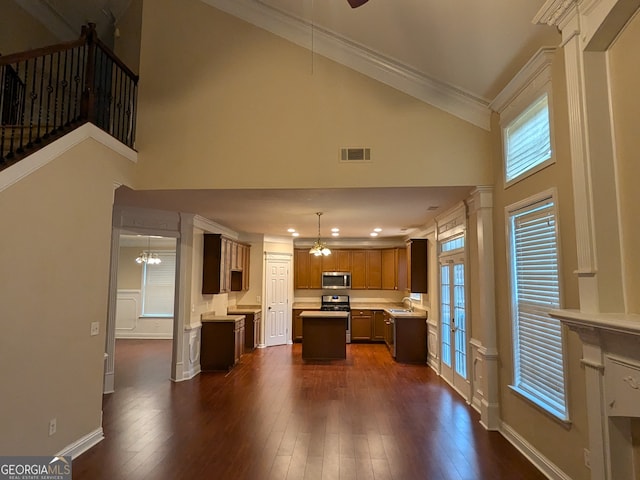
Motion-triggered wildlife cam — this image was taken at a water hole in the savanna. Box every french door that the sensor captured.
[440,253,470,399]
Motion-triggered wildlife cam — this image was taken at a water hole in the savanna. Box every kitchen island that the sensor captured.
[300,311,348,360]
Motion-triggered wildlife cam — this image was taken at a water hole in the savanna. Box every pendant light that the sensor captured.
[135,236,162,265]
[309,212,331,256]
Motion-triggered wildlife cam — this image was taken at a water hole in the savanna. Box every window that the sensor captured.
[504,93,552,183]
[141,252,176,317]
[441,236,464,253]
[507,193,567,420]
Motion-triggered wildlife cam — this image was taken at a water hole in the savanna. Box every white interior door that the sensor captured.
[265,257,290,346]
[440,255,470,399]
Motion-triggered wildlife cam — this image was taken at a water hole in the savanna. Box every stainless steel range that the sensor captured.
[320,294,351,343]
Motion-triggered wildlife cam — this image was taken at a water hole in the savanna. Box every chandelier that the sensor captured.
[135,236,162,265]
[309,212,331,256]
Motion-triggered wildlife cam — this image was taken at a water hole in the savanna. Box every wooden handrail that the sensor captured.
[1,23,139,168]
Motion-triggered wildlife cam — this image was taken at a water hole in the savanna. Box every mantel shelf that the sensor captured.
[550,309,640,337]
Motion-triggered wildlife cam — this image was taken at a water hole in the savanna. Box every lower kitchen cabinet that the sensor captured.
[293,308,319,342]
[350,309,373,341]
[200,315,245,371]
[394,316,427,364]
[372,310,386,341]
[228,308,262,351]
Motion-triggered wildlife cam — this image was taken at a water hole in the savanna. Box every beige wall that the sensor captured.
[114,0,143,75]
[134,0,492,191]
[608,11,640,314]
[490,49,589,479]
[0,139,136,455]
[117,247,143,289]
[0,0,58,54]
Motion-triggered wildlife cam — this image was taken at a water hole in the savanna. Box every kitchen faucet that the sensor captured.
[401,297,414,311]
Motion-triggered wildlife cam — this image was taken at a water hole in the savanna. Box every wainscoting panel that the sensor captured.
[116,290,173,339]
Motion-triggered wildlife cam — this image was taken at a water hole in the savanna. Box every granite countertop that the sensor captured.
[383,308,428,319]
[201,313,246,322]
[299,311,349,318]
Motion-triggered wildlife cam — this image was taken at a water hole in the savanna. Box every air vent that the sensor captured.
[340,147,371,162]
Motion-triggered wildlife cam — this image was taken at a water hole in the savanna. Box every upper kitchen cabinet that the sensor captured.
[202,234,251,294]
[382,248,407,291]
[407,239,428,293]
[322,250,352,272]
[351,249,382,290]
[294,249,322,289]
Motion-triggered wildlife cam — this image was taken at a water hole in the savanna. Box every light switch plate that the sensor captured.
[90,322,100,336]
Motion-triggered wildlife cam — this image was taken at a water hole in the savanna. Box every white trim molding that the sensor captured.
[56,427,104,459]
[200,0,491,130]
[0,123,137,194]
[499,421,573,480]
[551,309,640,480]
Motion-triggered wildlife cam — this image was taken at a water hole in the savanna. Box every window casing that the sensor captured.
[141,251,176,317]
[507,192,568,421]
[504,93,552,184]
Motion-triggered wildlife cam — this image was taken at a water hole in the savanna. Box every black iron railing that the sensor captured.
[0,23,138,170]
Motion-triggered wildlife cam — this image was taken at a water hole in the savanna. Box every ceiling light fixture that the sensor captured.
[309,212,331,256]
[135,236,162,265]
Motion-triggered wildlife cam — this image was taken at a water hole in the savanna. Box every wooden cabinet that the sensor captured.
[394,316,427,363]
[372,310,386,341]
[203,234,251,294]
[407,239,428,293]
[294,247,406,290]
[350,308,373,341]
[294,249,322,289]
[200,317,245,371]
[229,309,261,351]
[292,308,311,342]
[382,248,407,291]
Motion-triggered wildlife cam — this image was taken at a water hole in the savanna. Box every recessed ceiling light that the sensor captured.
[370,232,378,237]
[287,228,296,233]
[332,232,340,237]
[331,228,340,232]
[292,232,300,237]
[373,228,382,232]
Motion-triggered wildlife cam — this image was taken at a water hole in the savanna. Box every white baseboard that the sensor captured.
[57,427,104,459]
[499,421,572,480]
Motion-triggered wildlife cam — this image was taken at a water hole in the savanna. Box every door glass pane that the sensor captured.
[440,264,451,367]
[453,263,467,379]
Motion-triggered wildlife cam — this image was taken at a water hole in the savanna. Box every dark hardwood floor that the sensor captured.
[73,340,545,480]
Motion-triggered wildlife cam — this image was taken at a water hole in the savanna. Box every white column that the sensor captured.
[468,187,500,430]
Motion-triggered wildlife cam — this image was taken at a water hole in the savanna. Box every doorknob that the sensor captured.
[268,306,272,310]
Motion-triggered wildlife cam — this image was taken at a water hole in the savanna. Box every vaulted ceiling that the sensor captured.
[11,0,562,239]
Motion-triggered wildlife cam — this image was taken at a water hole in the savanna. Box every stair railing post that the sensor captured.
[81,23,97,124]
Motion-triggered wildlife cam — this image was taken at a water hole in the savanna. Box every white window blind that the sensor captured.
[505,94,551,183]
[509,196,567,420]
[142,252,175,316]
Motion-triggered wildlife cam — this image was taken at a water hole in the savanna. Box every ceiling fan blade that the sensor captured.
[347,0,369,8]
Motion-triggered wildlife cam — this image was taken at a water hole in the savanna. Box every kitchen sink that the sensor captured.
[387,308,413,313]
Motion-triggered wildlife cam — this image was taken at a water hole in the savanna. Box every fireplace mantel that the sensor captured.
[550,309,640,480]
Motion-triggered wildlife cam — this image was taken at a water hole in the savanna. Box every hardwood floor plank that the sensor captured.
[72,341,547,480]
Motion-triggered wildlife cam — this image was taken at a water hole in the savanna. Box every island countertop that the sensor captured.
[201,313,246,323]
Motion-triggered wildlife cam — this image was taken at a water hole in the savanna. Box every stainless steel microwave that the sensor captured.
[322,272,351,289]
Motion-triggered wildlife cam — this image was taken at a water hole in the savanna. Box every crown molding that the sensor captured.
[200,0,491,130]
[490,47,556,115]
[533,0,577,27]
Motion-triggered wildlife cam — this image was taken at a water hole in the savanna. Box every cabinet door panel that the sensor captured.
[367,250,382,289]
[295,249,310,289]
[337,250,352,272]
[351,250,367,289]
[351,312,372,340]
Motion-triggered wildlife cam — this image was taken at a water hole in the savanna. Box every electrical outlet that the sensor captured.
[256,296,261,303]
[90,322,100,336]
[583,448,591,469]
[49,418,57,436]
